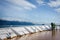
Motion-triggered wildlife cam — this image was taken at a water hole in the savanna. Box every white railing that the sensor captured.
[1,25,59,40]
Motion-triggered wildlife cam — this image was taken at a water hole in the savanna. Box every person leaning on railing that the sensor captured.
[51,22,56,30]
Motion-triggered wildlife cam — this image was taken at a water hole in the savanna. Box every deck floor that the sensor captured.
[7,30,60,40]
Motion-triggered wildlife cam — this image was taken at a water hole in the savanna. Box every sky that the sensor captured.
[0,0,60,24]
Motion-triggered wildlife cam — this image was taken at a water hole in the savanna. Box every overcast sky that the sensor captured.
[0,0,60,24]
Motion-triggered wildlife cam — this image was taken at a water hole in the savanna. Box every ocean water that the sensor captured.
[0,25,28,28]
[0,25,39,28]
[0,25,47,28]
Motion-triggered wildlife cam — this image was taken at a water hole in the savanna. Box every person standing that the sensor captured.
[51,22,55,30]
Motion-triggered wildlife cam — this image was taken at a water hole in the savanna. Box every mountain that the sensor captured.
[0,19,35,25]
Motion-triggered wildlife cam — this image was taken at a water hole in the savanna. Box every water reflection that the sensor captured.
[52,30,56,40]
[52,30,56,37]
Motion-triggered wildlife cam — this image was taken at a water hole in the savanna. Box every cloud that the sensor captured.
[36,0,45,5]
[36,0,60,13]
[47,0,60,13]
[48,0,60,7]
[0,0,37,21]
[6,0,36,10]
[55,8,60,13]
